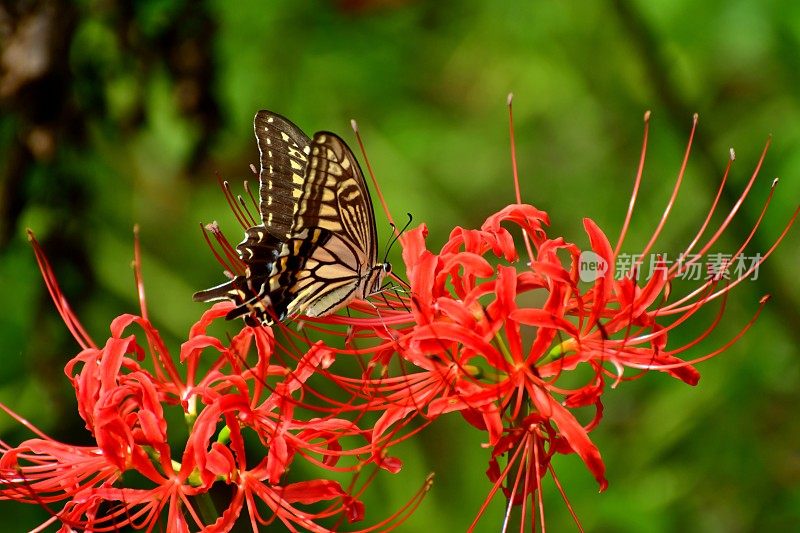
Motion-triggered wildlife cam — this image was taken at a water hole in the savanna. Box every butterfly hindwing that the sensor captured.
[191,225,282,315]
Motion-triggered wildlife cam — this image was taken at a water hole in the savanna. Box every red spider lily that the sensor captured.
[313,107,797,532]
[0,231,429,532]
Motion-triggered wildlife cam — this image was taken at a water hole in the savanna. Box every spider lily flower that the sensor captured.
[0,232,429,532]
[336,111,798,531]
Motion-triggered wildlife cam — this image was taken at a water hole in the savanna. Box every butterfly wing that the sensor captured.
[253,110,312,240]
[193,110,309,317]
[191,224,283,321]
[297,132,378,264]
[277,132,382,318]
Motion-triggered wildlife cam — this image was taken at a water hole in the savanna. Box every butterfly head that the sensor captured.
[368,262,392,295]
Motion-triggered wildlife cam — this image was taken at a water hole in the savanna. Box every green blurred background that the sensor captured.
[1,1,799,531]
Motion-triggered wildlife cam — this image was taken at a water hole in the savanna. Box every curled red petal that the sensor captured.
[530,385,607,491]
[206,442,236,478]
[279,479,346,504]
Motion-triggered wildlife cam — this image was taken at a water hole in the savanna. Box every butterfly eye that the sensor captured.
[383,263,392,275]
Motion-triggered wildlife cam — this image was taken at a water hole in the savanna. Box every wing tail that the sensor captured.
[194,226,285,325]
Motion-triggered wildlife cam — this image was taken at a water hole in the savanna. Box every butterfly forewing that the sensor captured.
[276,132,381,318]
[253,110,311,240]
[296,132,379,261]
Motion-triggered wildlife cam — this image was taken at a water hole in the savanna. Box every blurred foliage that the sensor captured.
[1,0,799,531]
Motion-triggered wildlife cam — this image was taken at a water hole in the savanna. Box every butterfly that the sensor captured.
[193,110,391,326]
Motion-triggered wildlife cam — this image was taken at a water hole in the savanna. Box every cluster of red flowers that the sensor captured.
[339,111,796,529]
[1,110,796,532]
[0,232,429,531]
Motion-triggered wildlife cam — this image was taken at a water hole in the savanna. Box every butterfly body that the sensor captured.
[194,111,389,325]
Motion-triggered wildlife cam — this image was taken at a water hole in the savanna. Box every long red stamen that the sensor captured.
[132,224,148,322]
[27,230,96,350]
[201,222,245,275]
[613,110,651,257]
[635,113,698,267]
[351,119,397,236]
[680,137,771,266]
[669,148,734,277]
[507,93,535,265]
[217,171,253,230]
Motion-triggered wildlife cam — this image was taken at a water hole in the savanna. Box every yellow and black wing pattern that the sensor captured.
[194,111,388,326]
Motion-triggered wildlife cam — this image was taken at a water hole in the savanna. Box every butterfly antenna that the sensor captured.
[383,212,413,265]
[351,118,397,234]
[382,222,397,264]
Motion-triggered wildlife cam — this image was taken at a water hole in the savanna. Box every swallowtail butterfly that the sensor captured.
[194,110,391,325]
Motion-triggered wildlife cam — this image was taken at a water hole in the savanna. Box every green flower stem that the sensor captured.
[185,394,198,429]
[537,340,575,366]
[217,424,231,444]
[195,491,219,525]
[494,331,513,364]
